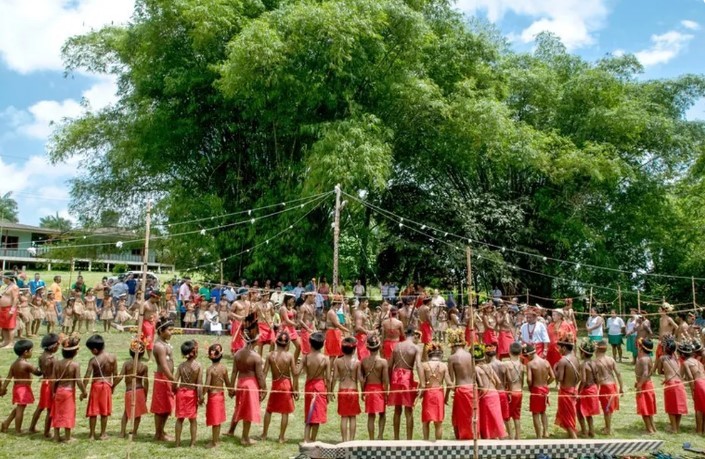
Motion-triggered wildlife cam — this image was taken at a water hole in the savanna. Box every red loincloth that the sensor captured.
[300,329,311,355]
[304,378,327,425]
[636,381,657,416]
[12,383,34,406]
[266,378,295,414]
[656,344,663,361]
[258,322,275,345]
[235,376,261,423]
[419,322,433,344]
[578,385,601,417]
[356,333,370,361]
[479,389,507,439]
[555,387,577,432]
[546,344,562,369]
[150,372,174,415]
[694,379,705,413]
[465,327,478,346]
[383,338,399,360]
[0,306,16,330]
[497,390,509,421]
[421,387,444,423]
[51,386,76,429]
[388,368,418,407]
[530,385,549,414]
[508,390,522,420]
[498,331,514,358]
[364,383,385,414]
[337,388,361,417]
[598,383,619,414]
[284,324,299,341]
[142,319,155,351]
[324,329,343,357]
[38,380,52,410]
[206,391,226,426]
[483,329,497,346]
[86,380,112,417]
[231,320,245,353]
[663,379,688,415]
[124,387,148,419]
[175,387,198,419]
[452,385,475,440]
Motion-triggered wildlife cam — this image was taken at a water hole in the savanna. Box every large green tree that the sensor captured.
[50,0,705,301]
[0,192,19,223]
[39,212,73,232]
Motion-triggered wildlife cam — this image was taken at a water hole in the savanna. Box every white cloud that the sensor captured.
[82,76,120,111]
[19,100,83,140]
[456,0,610,50]
[0,0,134,74]
[681,20,700,30]
[635,31,694,67]
[613,49,626,57]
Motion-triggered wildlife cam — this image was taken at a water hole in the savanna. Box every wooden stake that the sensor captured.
[332,185,341,295]
[589,287,593,311]
[526,289,529,305]
[637,290,641,315]
[130,200,151,442]
[466,247,478,459]
[693,277,697,310]
[220,260,224,286]
[618,286,622,316]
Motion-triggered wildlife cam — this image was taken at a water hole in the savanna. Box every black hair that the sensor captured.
[41,333,60,350]
[62,348,78,359]
[86,334,105,352]
[509,342,522,356]
[181,340,197,357]
[485,347,497,357]
[341,337,357,355]
[129,348,145,359]
[663,337,676,355]
[559,342,574,352]
[208,343,223,363]
[310,332,325,351]
[14,339,33,357]
[405,326,416,338]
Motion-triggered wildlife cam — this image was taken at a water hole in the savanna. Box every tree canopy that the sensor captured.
[50,0,705,303]
[0,192,19,223]
[39,212,73,232]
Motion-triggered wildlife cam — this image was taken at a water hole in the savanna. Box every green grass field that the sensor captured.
[0,330,702,458]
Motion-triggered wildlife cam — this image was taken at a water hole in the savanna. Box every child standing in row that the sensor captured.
[28,333,60,437]
[634,338,656,434]
[0,339,42,433]
[420,342,450,441]
[205,343,229,448]
[262,332,297,444]
[84,335,117,440]
[331,337,360,442]
[174,340,202,447]
[51,334,87,443]
[360,335,388,440]
[113,338,149,438]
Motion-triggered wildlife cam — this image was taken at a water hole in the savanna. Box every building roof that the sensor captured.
[0,221,62,234]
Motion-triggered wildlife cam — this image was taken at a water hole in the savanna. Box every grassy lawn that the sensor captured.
[0,330,701,458]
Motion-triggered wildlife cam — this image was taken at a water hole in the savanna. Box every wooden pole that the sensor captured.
[332,185,341,295]
[130,200,152,442]
[692,277,697,311]
[220,260,224,286]
[589,287,593,311]
[637,290,641,315]
[618,286,622,316]
[67,256,75,301]
[466,247,478,459]
[526,288,529,305]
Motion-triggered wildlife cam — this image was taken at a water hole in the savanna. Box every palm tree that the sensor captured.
[39,212,73,232]
[0,192,19,223]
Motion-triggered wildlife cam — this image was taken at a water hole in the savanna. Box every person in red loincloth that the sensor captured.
[634,338,657,434]
[152,318,176,441]
[655,337,688,433]
[173,340,202,447]
[0,273,20,349]
[417,297,433,361]
[381,307,403,361]
[112,337,149,438]
[526,343,554,438]
[50,334,88,442]
[475,344,507,439]
[389,327,420,440]
[301,332,330,443]
[577,339,600,438]
[84,334,117,440]
[554,333,579,439]
[325,295,349,366]
[230,290,251,356]
[331,337,361,442]
[487,344,510,434]
[262,331,298,443]
[360,335,388,440]
[353,299,372,361]
[680,341,705,435]
[298,292,317,356]
[142,290,161,362]
[0,339,42,433]
[547,309,572,369]
[481,303,498,347]
[28,333,60,437]
[496,302,514,360]
[446,327,475,440]
[594,340,623,435]
[504,342,524,439]
[205,343,230,448]
[420,342,450,440]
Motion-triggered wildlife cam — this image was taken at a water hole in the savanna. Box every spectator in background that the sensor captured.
[178,277,192,326]
[210,283,222,304]
[606,310,625,362]
[223,282,236,303]
[94,277,108,311]
[305,278,315,292]
[71,275,88,296]
[111,276,128,303]
[380,281,389,302]
[491,285,503,304]
[28,273,45,295]
[50,275,64,324]
[387,282,398,303]
[199,283,211,302]
[586,308,604,342]
[125,273,137,306]
[283,281,294,292]
[271,285,283,307]
[318,276,330,309]
[353,279,365,301]
[293,280,305,300]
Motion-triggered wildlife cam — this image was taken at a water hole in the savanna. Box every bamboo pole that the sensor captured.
[637,290,641,315]
[220,260,224,286]
[693,277,697,310]
[589,287,593,311]
[466,247,478,459]
[526,288,529,305]
[618,286,622,316]
[332,185,341,295]
[130,200,151,442]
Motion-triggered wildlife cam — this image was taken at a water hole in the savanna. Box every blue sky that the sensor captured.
[0,0,703,226]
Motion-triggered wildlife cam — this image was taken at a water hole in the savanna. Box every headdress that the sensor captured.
[472,343,486,360]
[276,330,291,346]
[426,341,444,356]
[242,312,259,343]
[366,335,381,351]
[130,336,147,354]
[677,342,694,355]
[637,337,653,353]
[522,344,536,356]
[61,333,81,351]
[553,308,564,317]
[208,343,223,360]
[578,339,595,356]
[446,328,465,347]
[557,331,574,346]
[660,303,674,313]
[595,340,608,351]
[157,319,174,333]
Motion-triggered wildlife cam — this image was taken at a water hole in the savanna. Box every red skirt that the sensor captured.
[578,385,601,417]
[258,322,275,345]
[12,383,34,406]
[175,387,198,420]
[479,389,506,439]
[499,390,510,421]
[38,380,52,410]
[356,333,370,361]
[383,338,399,360]
[266,378,295,414]
[694,379,705,413]
[547,344,562,369]
[231,320,245,353]
[324,329,343,357]
[364,383,385,414]
[150,372,174,415]
[498,331,513,358]
[508,390,522,420]
[235,376,261,423]
[483,329,497,346]
[125,387,148,419]
[206,391,226,426]
[419,322,433,344]
[284,324,299,341]
[300,329,311,355]
[452,385,474,440]
[388,368,417,407]
[337,388,361,417]
[304,379,327,425]
[142,319,155,351]
[421,387,444,423]
[51,386,75,429]
[664,379,688,415]
[0,306,16,330]
[465,327,478,346]
[555,387,577,431]
[530,385,549,414]
[86,380,112,417]
[636,381,657,416]
[599,383,619,414]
